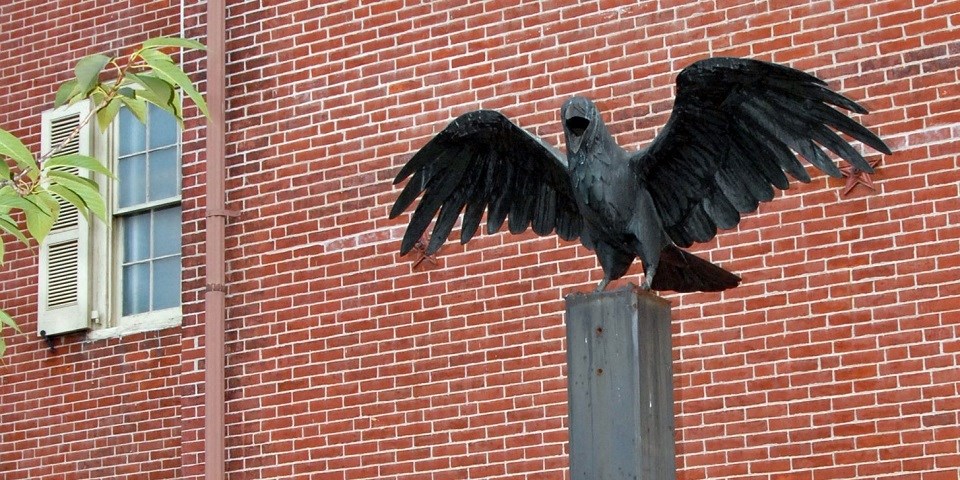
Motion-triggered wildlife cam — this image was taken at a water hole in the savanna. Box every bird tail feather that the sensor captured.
[650,245,740,293]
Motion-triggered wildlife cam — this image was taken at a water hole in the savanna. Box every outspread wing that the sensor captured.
[390,110,582,256]
[632,57,892,247]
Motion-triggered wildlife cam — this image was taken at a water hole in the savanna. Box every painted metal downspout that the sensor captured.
[204,0,227,477]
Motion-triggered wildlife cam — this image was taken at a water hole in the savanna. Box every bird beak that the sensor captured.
[562,96,594,154]
[565,114,590,154]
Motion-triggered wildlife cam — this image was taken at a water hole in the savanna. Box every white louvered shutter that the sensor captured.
[37,102,94,336]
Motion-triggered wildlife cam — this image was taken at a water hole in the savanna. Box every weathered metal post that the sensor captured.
[565,286,675,480]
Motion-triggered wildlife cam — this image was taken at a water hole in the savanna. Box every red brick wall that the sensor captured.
[4,1,960,480]
[0,1,195,479]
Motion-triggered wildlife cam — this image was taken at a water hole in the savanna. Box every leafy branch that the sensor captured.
[0,36,207,358]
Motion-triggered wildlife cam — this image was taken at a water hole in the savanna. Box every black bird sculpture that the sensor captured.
[389,57,891,293]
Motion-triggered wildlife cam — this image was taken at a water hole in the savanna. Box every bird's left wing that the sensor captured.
[632,57,892,247]
[390,110,582,256]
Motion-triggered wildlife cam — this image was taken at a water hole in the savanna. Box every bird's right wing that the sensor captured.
[390,110,582,256]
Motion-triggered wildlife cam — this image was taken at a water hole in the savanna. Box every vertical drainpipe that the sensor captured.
[204,0,227,477]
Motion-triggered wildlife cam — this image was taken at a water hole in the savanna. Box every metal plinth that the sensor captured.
[565,286,675,480]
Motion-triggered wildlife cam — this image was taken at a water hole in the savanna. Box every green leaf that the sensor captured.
[128,72,183,124]
[119,96,148,125]
[0,336,6,358]
[143,55,208,117]
[74,53,112,95]
[0,128,36,170]
[54,79,81,108]
[127,72,178,117]
[142,36,206,51]
[44,154,114,178]
[139,48,176,67]
[0,309,19,334]
[47,183,90,220]
[0,213,29,246]
[89,89,107,111]
[23,191,58,243]
[47,170,106,221]
[96,96,123,133]
[0,157,9,180]
[118,86,137,98]
[0,190,39,212]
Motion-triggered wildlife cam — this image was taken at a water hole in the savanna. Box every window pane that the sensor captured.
[152,256,180,310]
[118,108,146,156]
[118,154,147,208]
[122,212,151,262]
[148,105,178,149]
[153,206,181,258]
[122,262,150,315]
[148,147,179,202]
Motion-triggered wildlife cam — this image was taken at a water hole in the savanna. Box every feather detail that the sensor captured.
[390,109,582,257]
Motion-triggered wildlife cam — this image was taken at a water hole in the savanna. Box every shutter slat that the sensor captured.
[49,112,82,233]
[46,240,79,308]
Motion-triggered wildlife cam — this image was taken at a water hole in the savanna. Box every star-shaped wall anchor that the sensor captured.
[840,158,882,197]
[411,233,439,269]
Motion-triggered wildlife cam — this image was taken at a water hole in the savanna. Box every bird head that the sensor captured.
[561,96,598,155]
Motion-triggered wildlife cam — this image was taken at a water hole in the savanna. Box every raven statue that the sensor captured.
[389,57,891,293]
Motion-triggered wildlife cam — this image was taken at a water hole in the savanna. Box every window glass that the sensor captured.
[118,154,147,208]
[122,262,150,315]
[148,105,178,148]
[118,108,146,156]
[122,213,150,262]
[152,206,181,257]
[152,257,180,310]
[149,147,179,201]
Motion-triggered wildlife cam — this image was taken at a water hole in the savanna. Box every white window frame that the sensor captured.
[87,103,183,340]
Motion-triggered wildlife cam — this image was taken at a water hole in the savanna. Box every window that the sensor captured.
[115,106,182,317]
[38,101,183,337]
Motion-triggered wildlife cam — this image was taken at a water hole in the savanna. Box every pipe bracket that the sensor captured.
[206,208,240,219]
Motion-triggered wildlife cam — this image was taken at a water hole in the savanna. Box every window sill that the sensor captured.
[86,307,182,340]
